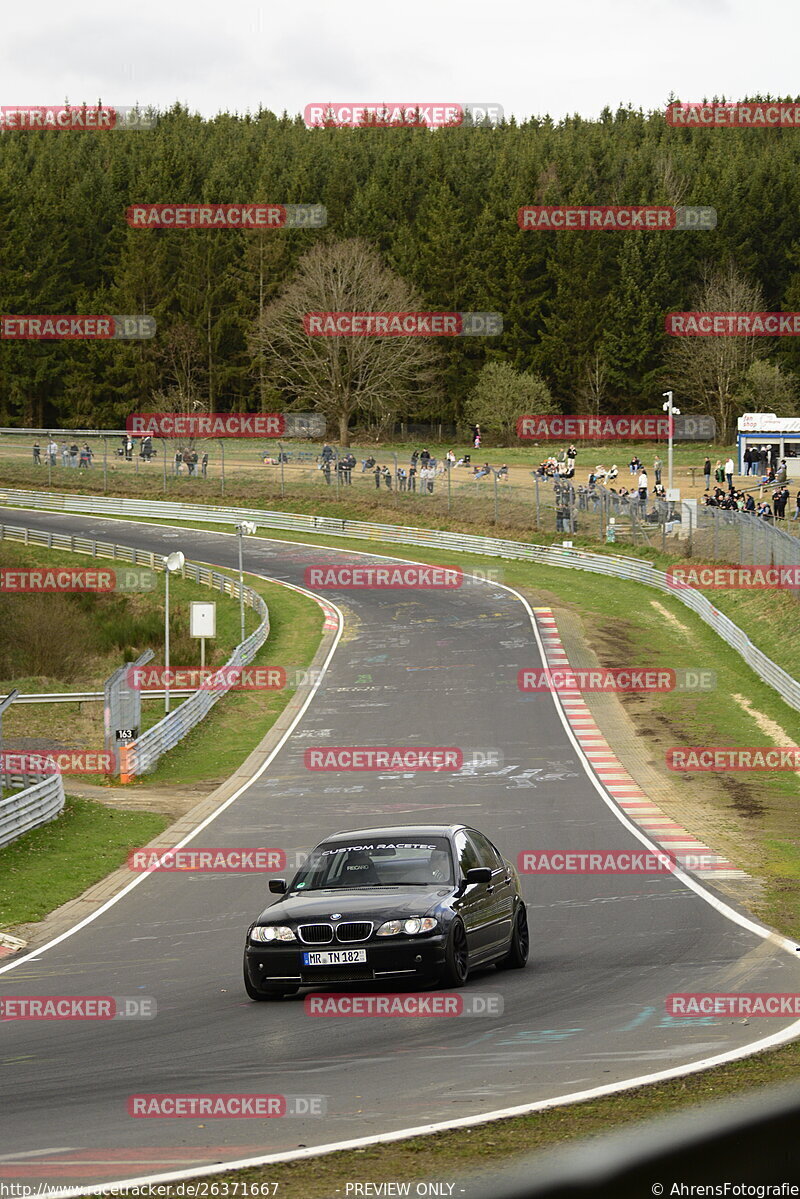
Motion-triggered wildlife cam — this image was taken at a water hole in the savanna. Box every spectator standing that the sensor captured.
[47,438,58,465]
[382,465,392,490]
[174,450,182,475]
[397,466,407,491]
[69,442,79,468]
[60,441,70,466]
[408,464,417,492]
[142,435,153,461]
[743,447,753,476]
[33,441,41,465]
[373,463,382,489]
[201,452,208,478]
[724,456,735,491]
[446,449,456,469]
[714,460,725,485]
[703,456,711,491]
[774,486,790,519]
[653,455,662,486]
[190,450,199,476]
[790,489,800,521]
[637,468,648,513]
[79,443,92,468]
[567,443,577,464]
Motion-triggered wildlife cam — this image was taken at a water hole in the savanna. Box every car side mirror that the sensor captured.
[269,878,287,893]
[466,867,492,885]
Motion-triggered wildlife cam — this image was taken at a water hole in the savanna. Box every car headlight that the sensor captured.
[250,925,296,943]
[376,917,437,937]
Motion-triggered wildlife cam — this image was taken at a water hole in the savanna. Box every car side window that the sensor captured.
[466,830,505,872]
[454,830,480,876]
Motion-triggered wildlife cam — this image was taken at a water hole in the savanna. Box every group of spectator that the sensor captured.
[33,439,93,468]
[173,448,209,476]
[118,434,154,461]
[534,444,578,479]
[704,485,799,521]
[32,435,161,469]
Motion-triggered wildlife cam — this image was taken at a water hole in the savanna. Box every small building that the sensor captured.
[737,413,800,478]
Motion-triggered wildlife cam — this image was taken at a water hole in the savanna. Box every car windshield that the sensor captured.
[289,838,455,891]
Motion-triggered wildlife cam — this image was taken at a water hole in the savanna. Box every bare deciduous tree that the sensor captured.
[251,239,443,446]
[666,262,766,439]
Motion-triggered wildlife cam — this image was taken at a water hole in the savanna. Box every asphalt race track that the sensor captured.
[2,508,799,1192]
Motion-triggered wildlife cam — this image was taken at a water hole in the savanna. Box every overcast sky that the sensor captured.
[2,0,799,124]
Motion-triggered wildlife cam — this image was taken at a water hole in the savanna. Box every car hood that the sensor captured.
[254,887,451,925]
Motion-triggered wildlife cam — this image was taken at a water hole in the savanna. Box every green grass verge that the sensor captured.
[0,796,167,928]
[140,574,324,787]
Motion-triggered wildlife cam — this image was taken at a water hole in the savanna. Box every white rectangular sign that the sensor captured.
[190,601,216,638]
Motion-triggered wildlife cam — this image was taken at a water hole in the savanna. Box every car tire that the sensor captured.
[438,919,469,988]
[496,905,529,971]
[244,962,299,1000]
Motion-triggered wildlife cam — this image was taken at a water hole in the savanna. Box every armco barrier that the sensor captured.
[0,772,65,849]
[0,518,270,781]
[1,487,798,713]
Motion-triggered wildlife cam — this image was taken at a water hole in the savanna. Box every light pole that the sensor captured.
[163,551,185,715]
[662,391,681,493]
[235,522,257,643]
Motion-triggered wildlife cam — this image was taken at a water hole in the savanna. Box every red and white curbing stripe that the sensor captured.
[532,608,748,880]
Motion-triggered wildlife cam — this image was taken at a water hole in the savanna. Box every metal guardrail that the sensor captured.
[0,487,798,713]
[0,517,271,784]
[0,772,65,849]
[14,691,196,704]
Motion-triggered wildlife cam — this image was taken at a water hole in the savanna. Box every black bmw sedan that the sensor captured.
[243,824,528,999]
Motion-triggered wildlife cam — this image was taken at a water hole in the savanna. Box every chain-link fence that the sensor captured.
[2,431,799,568]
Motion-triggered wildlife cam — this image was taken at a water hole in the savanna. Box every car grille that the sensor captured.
[335,922,373,942]
[301,967,374,984]
[298,924,334,944]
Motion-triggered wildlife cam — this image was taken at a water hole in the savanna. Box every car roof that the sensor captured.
[326,825,465,841]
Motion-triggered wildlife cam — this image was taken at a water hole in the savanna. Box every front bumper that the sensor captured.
[244,933,448,989]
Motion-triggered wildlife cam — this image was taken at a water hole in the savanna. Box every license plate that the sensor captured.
[302,949,367,966]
